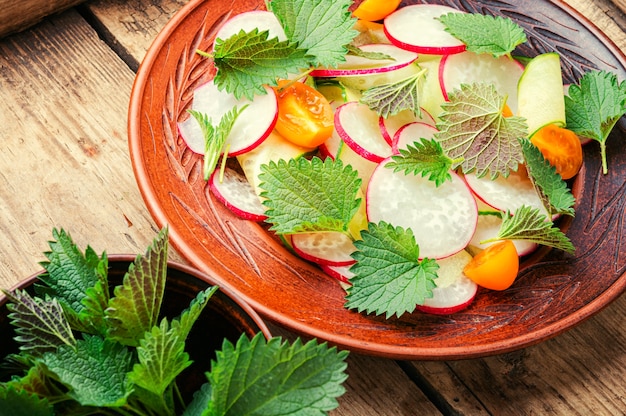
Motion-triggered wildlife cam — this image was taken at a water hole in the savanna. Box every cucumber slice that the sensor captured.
[517,52,566,136]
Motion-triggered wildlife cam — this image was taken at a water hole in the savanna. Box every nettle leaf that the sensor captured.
[36,228,108,317]
[4,361,68,403]
[172,286,218,340]
[213,29,309,100]
[438,12,527,58]
[4,289,75,356]
[360,68,426,118]
[385,138,457,187]
[207,333,348,416]
[259,157,362,235]
[42,335,133,408]
[182,382,212,416]
[106,228,169,347]
[565,70,626,174]
[436,82,526,179]
[520,139,575,217]
[495,206,575,253]
[269,0,358,68]
[0,385,54,416]
[128,319,192,397]
[345,221,439,318]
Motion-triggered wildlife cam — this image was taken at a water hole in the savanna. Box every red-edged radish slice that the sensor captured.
[292,232,357,267]
[237,130,312,200]
[335,101,392,162]
[380,108,435,145]
[440,51,524,113]
[384,5,466,55]
[463,169,550,217]
[178,80,278,155]
[209,167,267,221]
[321,263,354,285]
[214,10,286,44]
[367,158,478,259]
[320,130,378,192]
[392,121,438,154]
[418,55,447,121]
[468,213,538,257]
[415,250,477,315]
[311,44,418,77]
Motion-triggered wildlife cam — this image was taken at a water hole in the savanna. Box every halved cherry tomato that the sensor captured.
[273,80,334,149]
[530,124,583,180]
[502,103,514,118]
[463,240,519,291]
[353,0,402,22]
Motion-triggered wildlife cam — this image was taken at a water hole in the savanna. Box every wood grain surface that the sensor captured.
[1,0,625,414]
[0,0,85,37]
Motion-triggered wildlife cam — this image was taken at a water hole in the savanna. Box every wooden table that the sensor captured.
[1,0,625,414]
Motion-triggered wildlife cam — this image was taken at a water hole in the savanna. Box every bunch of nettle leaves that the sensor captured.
[0,228,348,415]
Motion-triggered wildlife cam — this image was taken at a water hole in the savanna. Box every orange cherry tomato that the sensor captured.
[353,0,402,22]
[502,103,514,117]
[530,124,583,180]
[273,80,334,149]
[463,240,519,291]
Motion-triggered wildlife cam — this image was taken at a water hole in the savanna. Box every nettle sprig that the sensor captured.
[0,228,349,415]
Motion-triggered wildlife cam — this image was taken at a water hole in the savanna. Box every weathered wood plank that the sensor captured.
[408,298,626,414]
[0,9,178,290]
[0,0,85,38]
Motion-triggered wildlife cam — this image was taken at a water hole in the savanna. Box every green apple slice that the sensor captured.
[517,52,566,136]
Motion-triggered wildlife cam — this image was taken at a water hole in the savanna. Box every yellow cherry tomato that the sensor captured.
[273,80,334,149]
[353,0,402,22]
[463,240,519,291]
[530,124,583,180]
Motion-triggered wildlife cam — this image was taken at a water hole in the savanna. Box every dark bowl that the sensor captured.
[128,0,626,359]
[0,255,272,401]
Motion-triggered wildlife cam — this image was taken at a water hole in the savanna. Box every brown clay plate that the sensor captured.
[128,0,626,359]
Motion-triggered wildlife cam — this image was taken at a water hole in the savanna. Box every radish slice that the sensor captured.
[335,101,392,163]
[292,232,357,267]
[416,250,477,315]
[384,5,466,55]
[392,121,438,154]
[367,159,478,259]
[464,169,550,217]
[311,44,418,77]
[440,51,525,113]
[214,10,286,44]
[380,108,435,145]
[209,167,267,221]
[178,80,278,155]
[468,213,538,257]
[321,264,355,285]
[320,130,377,192]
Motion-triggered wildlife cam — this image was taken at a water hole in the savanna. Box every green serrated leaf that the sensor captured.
[495,206,575,253]
[36,228,108,317]
[190,105,248,180]
[345,221,439,318]
[438,12,527,58]
[172,286,218,341]
[213,29,310,100]
[565,70,626,174]
[106,228,169,347]
[182,382,212,416]
[207,333,348,416]
[0,385,54,416]
[360,67,426,118]
[385,139,456,187]
[269,0,358,68]
[346,44,394,61]
[128,319,192,399]
[259,157,362,235]
[436,82,527,179]
[520,139,575,217]
[4,289,75,356]
[42,335,133,408]
[4,361,69,405]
